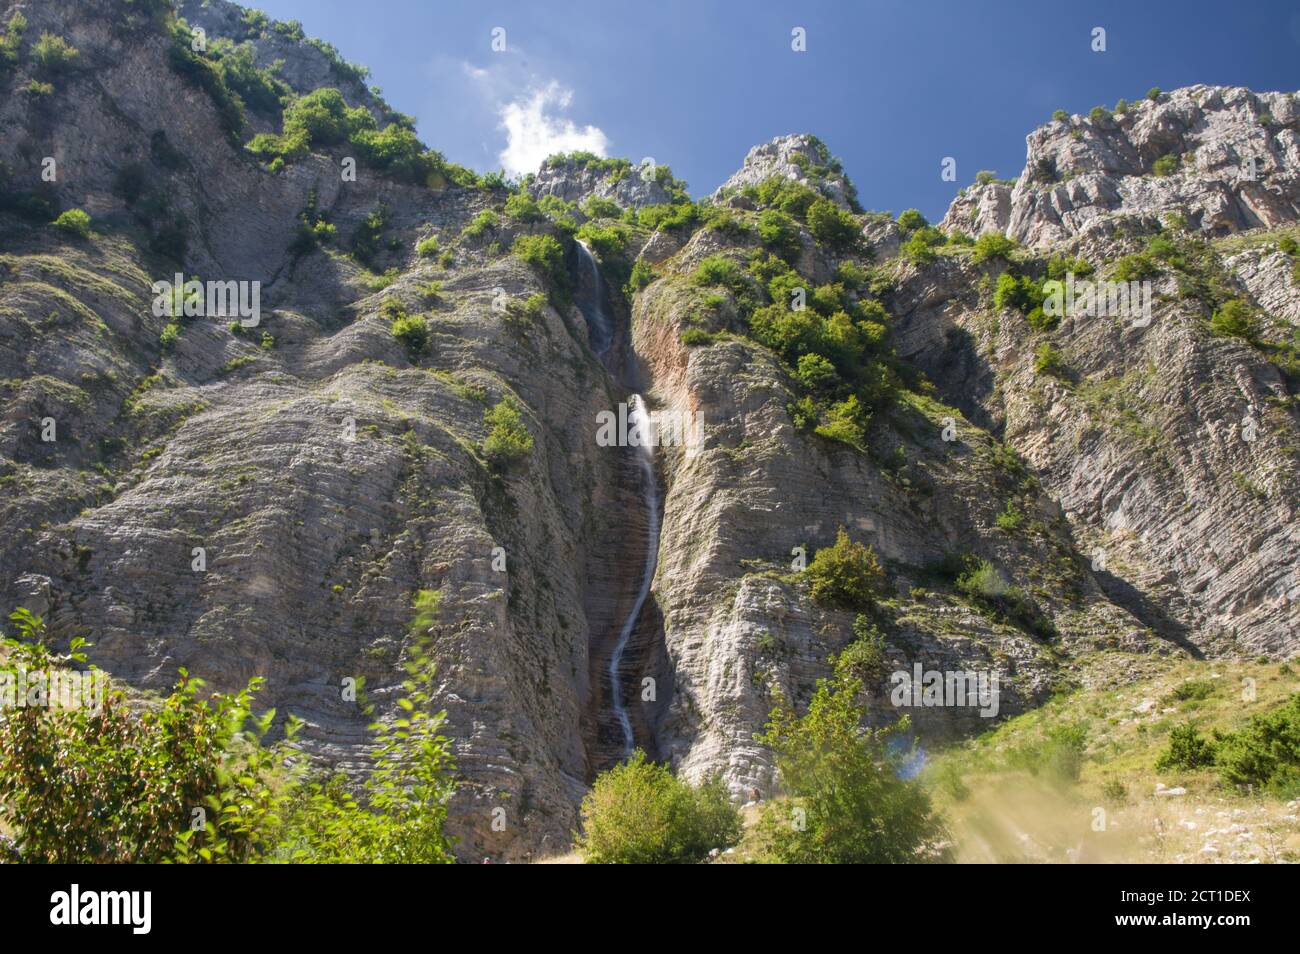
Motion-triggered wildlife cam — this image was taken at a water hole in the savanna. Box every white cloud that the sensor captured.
[497,82,609,177]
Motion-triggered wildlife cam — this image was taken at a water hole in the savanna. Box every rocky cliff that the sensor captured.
[941,85,1300,245]
[1,0,1296,861]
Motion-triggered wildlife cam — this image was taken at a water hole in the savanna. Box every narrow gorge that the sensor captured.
[574,240,667,774]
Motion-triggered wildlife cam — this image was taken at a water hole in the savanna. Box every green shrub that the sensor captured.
[834,615,887,681]
[1112,253,1159,282]
[482,399,533,467]
[1213,694,1300,793]
[758,209,802,260]
[0,607,457,864]
[624,259,656,297]
[1146,87,1162,101]
[896,208,928,233]
[1114,98,1129,114]
[504,192,544,223]
[1209,298,1255,340]
[806,198,859,249]
[1277,235,1298,257]
[387,300,429,357]
[1089,106,1111,124]
[51,208,91,238]
[351,204,391,270]
[1155,723,1217,771]
[637,201,699,232]
[576,750,741,864]
[1051,109,1070,123]
[1033,342,1068,377]
[679,328,714,347]
[795,353,838,391]
[416,235,440,258]
[971,232,1018,264]
[462,208,499,239]
[992,273,1042,313]
[1009,723,1088,783]
[753,177,819,218]
[575,222,628,261]
[834,260,870,287]
[289,190,335,257]
[1152,153,1179,177]
[0,12,26,72]
[214,41,288,116]
[1163,680,1215,704]
[33,32,79,74]
[286,87,359,144]
[1102,778,1128,802]
[581,196,622,220]
[520,292,547,320]
[757,673,944,863]
[701,206,751,240]
[786,396,818,432]
[805,527,886,610]
[955,558,1004,601]
[995,500,1024,532]
[900,231,939,265]
[1046,255,1094,279]
[167,22,246,141]
[512,234,566,289]
[815,394,871,448]
[897,224,945,265]
[692,254,746,289]
[538,194,577,220]
[159,322,180,350]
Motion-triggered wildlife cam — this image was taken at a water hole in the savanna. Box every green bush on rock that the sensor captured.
[805,527,886,610]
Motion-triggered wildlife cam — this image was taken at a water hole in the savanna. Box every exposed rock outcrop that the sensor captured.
[712,133,859,210]
[942,86,1300,246]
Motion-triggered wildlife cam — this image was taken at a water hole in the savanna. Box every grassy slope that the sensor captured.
[922,652,1300,863]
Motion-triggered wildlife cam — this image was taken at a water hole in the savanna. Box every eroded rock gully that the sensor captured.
[573,242,671,777]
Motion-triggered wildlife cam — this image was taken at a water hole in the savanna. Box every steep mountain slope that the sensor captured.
[0,0,1296,861]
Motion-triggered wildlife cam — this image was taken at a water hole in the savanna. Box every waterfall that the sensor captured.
[575,240,614,355]
[573,237,661,763]
[608,393,660,758]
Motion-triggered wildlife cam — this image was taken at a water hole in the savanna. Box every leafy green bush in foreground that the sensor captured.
[576,750,741,863]
[0,607,457,863]
[1154,694,1300,795]
[757,673,945,863]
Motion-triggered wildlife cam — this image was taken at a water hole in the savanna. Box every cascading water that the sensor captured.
[574,239,661,764]
[575,241,614,355]
[607,394,660,757]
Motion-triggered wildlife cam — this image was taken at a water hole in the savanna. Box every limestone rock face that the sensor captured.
[1,0,612,862]
[888,236,1300,660]
[631,279,1145,798]
[528,156,673,210]
[942,86,1300,246]
[942,183,1013,238]
[712,133,858,210]
[177,0,387,124]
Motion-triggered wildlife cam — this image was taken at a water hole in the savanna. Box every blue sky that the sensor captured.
[248,0,1300,221]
